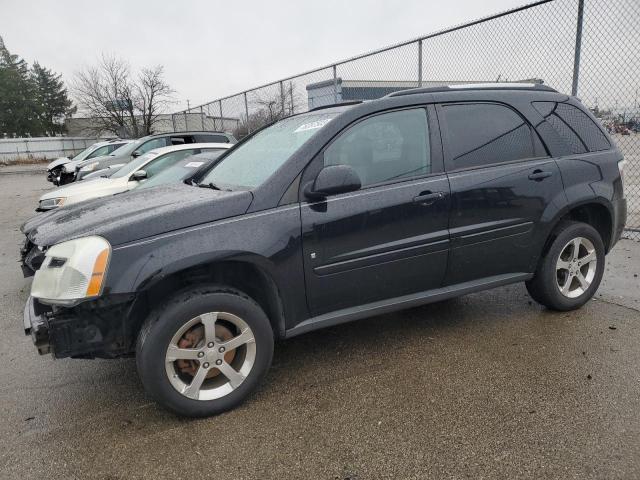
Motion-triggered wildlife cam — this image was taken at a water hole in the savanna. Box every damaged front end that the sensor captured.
[24,294,138,359]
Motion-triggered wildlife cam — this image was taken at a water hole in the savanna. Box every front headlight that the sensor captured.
[38,197,65,210]
[80,162,99,172]
[31,236,111,306]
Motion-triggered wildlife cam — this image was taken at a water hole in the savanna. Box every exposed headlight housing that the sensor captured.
[63,163,76,173]
[80,162,99,172]
[31,236,111,306]
[38,197,65,210]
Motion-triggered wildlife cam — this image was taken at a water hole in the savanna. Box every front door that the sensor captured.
[300,107,451,316]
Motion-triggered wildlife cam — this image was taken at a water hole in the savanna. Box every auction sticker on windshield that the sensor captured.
[185,162,205,168]
[294,118,332,133]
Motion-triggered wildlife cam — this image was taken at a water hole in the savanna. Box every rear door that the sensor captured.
[300,106,451,316]
[437,102,564,285]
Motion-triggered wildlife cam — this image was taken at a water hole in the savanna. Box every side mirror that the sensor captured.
[130,170,147,182]
[304,165,361,200]
[131,150,141,158]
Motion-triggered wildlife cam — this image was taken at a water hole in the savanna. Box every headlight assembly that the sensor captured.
[38,197,65,210]
[30,236,111,306]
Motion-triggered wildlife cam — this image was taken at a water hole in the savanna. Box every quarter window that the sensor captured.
[441,103,538,170]
[532,101,610,153]
[324,108,430,187]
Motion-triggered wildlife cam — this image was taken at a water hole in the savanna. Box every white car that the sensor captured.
[46,139,131,185]
[37,143,232,211]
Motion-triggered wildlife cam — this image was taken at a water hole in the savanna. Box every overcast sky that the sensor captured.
[1,0,536,110]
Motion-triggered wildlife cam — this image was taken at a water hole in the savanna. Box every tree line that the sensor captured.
[0,36,75,137]
[0,35,175,139]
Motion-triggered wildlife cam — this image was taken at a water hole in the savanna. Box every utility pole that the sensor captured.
[186,99,191,110]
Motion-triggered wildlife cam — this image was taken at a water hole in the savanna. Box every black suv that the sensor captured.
[21,84,627,417]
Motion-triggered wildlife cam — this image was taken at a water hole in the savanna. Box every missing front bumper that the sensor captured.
[23,297,51,355]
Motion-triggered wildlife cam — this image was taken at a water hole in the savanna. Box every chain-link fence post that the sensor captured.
[333,65,338,104]
[200,106,205,131]
[280,81,286,116]
[218,101,223,132]
[418,39,423,88]
[244,92,250,134]
[171,113,176,132]
[571,0,585,96]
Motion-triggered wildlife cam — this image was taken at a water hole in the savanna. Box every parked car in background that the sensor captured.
[21,84,626,417]
[36,143,232,211]
[72,131,236,182]
[134,150,227,190]
[46,139,130,185]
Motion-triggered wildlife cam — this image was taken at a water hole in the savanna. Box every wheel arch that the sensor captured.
[542,198,614,258]
[127,256,287,349]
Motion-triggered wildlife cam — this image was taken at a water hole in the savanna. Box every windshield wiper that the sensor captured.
[197,182,224,190]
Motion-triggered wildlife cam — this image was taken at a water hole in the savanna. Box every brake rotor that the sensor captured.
[175,323,237,379]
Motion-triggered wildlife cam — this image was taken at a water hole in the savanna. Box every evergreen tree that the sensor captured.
[0,36,42,136]
[31,62,76,135]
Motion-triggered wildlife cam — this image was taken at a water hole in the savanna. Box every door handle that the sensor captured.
[413,191,445,206]
[528,170,553,181]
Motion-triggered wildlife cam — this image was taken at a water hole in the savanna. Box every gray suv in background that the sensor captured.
[73,131,237,181]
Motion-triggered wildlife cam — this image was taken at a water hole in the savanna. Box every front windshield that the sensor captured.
[71,145,95,161]
[136,150,224,190]
[110,151,158,179]
[199,112,338,189]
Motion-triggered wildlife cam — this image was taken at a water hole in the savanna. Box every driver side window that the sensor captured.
[324,108,430,187]
[138,138,167,154]
[144,150,197,178]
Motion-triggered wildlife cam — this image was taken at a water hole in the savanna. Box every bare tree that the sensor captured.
[234,83,300,138]
[72,55,173,138]
[136,66,174,136]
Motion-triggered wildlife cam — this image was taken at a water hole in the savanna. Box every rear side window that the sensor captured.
[440,103,539,170]
[324,108,430,187]
[532,101,610,154]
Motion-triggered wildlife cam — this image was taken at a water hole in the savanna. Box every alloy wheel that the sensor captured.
[555,236,598,299]
[164,312,256,401]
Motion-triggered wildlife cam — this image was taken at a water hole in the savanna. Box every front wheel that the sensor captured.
[136,286,274,417]
[526,221,605,311]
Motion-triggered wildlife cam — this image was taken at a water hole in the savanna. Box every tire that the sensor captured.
[526,221,605,311]
[136,285,274,417]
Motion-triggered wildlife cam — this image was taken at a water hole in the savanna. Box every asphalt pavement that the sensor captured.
[1,170,639,480]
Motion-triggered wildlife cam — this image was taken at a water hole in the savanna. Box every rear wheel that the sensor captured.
[526,221,605,311]
[136,286,274,417]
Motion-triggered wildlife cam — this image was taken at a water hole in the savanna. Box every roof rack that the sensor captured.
[388,82,557,97]
[308,101,363,112]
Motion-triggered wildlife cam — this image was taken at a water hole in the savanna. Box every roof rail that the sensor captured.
[308,101,363,112]
[388,83,557,97]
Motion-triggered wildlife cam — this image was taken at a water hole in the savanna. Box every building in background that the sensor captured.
[65,113,240,138]
[306,78,544,109]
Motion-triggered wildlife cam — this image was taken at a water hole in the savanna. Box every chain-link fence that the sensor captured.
[171,0,639,239]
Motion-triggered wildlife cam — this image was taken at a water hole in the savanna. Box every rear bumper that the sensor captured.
[612,197,627,247]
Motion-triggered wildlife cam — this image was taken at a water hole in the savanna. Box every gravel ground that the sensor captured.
[1,171,639,480]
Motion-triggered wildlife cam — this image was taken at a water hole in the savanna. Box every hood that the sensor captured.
[46,157,70,170]
[23,183,253,247]
[40,177,115,201]
[77,152,130,169]
[63,158,84,172]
